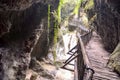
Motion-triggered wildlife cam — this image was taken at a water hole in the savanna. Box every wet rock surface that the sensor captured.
[0,0,59,80]
[0,0,120,79]
[26,58,74,80]
[0,0,59,10]
[92,0,120,75]
[108,43,120,75]
[94,0,120,51]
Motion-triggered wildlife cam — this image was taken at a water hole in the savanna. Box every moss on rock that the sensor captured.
[108,43,120,74]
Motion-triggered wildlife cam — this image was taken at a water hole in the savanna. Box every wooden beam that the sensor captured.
[61,54,80,68]
[64,51,77,63]
[77,32,94,80]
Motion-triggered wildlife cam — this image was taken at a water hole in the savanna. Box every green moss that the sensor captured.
[115,65,120,74]
[108,43,120,74]
[52,0,65,62]
[50,0,86,62]
[73,0,83,15]
[52,20,59,62]
[48,5,50,29]
[53,24,58,45]
[57,0,80,22]
[47,4,57,62]
[57,0,64,23]
[84,0,94,10]
[48,5,51,45]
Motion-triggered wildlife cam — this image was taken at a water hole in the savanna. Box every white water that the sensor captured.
[48,30,77,61]
[47,30,78,80]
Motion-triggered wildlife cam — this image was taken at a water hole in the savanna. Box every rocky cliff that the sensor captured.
[93,0,120,75]
[0,0,59,80]
[93,0,120,51]
[80,0,120,75]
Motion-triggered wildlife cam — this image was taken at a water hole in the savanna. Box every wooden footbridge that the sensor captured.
[61,31,120,80]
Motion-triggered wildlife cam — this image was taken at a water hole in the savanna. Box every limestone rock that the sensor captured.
[108,43,120,74]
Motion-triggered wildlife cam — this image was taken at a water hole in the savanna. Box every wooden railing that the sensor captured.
[61,30,94,80]
[76,32,94,80]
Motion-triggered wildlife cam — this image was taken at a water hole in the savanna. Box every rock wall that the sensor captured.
[93,0,120,75]
[93,0,120,52]
[0,0,59,80]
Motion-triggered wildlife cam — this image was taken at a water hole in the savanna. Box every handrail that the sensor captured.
[77,32,94,80]
[61,30,94,80]
[61,45,78,72]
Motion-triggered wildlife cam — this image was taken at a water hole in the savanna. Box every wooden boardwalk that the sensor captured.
[85,32,120,80]
[61,31,120,80]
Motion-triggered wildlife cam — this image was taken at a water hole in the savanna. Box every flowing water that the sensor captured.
[46,30,78,80]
